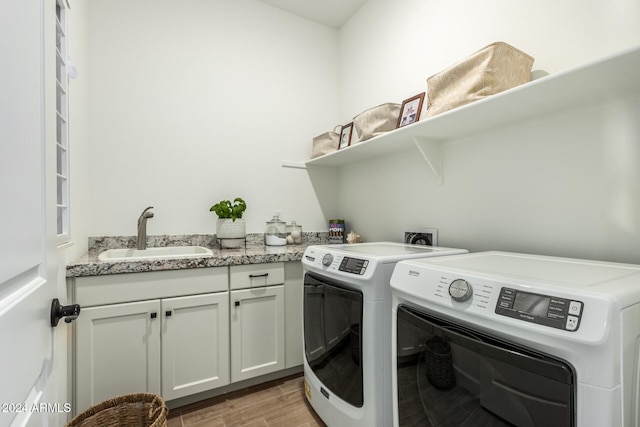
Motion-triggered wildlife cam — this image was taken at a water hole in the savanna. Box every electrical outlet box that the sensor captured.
[403,228,438,246]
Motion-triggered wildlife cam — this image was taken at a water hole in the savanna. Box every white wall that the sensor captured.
[85,0,338,236]
[338,0,640,118]
[75,0,640,263]
[335,0,640,263]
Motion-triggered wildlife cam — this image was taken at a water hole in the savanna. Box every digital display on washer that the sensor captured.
[512,292,550,317]
[339,257,369,275]
[496,287,583,331]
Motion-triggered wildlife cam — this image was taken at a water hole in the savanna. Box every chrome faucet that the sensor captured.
[136,206,154,250]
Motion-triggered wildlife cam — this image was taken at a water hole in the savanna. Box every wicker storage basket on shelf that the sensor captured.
[352,103,401,142]
[425,41,534,118]
[65,393,168,427]
[311,128,340,158]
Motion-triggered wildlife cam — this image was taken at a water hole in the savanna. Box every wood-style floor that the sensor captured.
[167,374,327,427]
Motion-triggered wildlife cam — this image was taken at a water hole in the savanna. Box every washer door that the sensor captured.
[304,273,363,407]
[396,305,576,426]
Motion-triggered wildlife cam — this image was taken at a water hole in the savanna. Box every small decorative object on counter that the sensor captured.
[210,197,247,249]
[353,103,401,142]
[425,41,534,118]
[329,219,345,244]
[346,231,361,244]
[311,126,341,159]
[265,211,287,246]
[286,221,303,245]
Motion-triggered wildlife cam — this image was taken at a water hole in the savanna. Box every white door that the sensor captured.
[0,1,63,426]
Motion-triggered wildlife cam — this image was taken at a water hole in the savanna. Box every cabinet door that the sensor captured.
[230,285,285,382]
[75,300,161,413]
[161,292,230,400]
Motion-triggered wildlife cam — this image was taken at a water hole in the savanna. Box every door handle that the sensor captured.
[50,298,81,327]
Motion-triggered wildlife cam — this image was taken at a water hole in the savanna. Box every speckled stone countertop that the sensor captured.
[66,233,328,278]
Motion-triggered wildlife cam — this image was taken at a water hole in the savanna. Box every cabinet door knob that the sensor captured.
[165,310,172,317]
[234,301,240,307]
[150,312,157,319]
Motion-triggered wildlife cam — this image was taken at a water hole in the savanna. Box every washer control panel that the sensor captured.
[303,248,371,276]
[339,257,369,275]
[495,288,583,331]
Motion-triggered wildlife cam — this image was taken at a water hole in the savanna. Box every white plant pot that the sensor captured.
[216,218,246,248]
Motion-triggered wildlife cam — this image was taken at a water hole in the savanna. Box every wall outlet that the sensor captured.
[403,228,438,246]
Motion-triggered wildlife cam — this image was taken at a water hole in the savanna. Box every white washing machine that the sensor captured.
[301,242,468,427]
[390,251,640,426]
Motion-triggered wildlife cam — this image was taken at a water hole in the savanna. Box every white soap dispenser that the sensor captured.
[265,211,286,246]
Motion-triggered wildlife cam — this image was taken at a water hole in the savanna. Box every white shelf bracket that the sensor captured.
[412,136,443,185]
[281,160,307,169]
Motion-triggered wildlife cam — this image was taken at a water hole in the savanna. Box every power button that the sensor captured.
[568,301,582,316]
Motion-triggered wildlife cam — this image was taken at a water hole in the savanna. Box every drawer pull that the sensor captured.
[249,273,269,278]
[166,310,172,317]
[150,312,157,319]
[235,301,240,307]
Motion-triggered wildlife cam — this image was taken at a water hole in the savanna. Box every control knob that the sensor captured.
[322,253,334,267]
[449,279,473,302]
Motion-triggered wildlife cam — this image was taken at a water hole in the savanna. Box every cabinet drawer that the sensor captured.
[73,267,228,307]
[230,263,284,290]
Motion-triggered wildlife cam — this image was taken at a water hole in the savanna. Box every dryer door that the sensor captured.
[396,305,576,426]
[304,273,363,407]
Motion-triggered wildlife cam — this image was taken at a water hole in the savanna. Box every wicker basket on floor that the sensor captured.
[65,393,168,427]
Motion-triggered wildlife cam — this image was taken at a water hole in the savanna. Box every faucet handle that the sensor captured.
[139,206,154,219]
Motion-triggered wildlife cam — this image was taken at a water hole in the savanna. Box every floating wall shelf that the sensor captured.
[283,45,640,184]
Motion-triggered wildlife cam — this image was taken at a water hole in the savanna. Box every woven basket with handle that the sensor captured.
[65,393,168,427]
[426,41,534,118]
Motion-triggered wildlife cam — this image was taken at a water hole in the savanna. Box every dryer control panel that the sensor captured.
[496,288,583,331]
[339,257,369,275]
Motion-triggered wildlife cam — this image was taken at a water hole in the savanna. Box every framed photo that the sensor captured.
[339,122,353,149]
[397,92,425,128]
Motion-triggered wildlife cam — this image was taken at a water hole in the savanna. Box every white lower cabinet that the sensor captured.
[284,261,303,368]
[71,261,301,412]
[71,267,229,412]
[161,292,230,400]
[75,300,162,412]
[75,291,230,410]
[230,285,285,382]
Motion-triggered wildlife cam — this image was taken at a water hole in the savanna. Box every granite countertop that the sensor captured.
[66,233,327,278]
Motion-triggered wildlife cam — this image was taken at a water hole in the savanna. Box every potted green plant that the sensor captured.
[210,198,247,248]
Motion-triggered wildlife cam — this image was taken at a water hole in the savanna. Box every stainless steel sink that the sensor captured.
[98,246,213,262]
